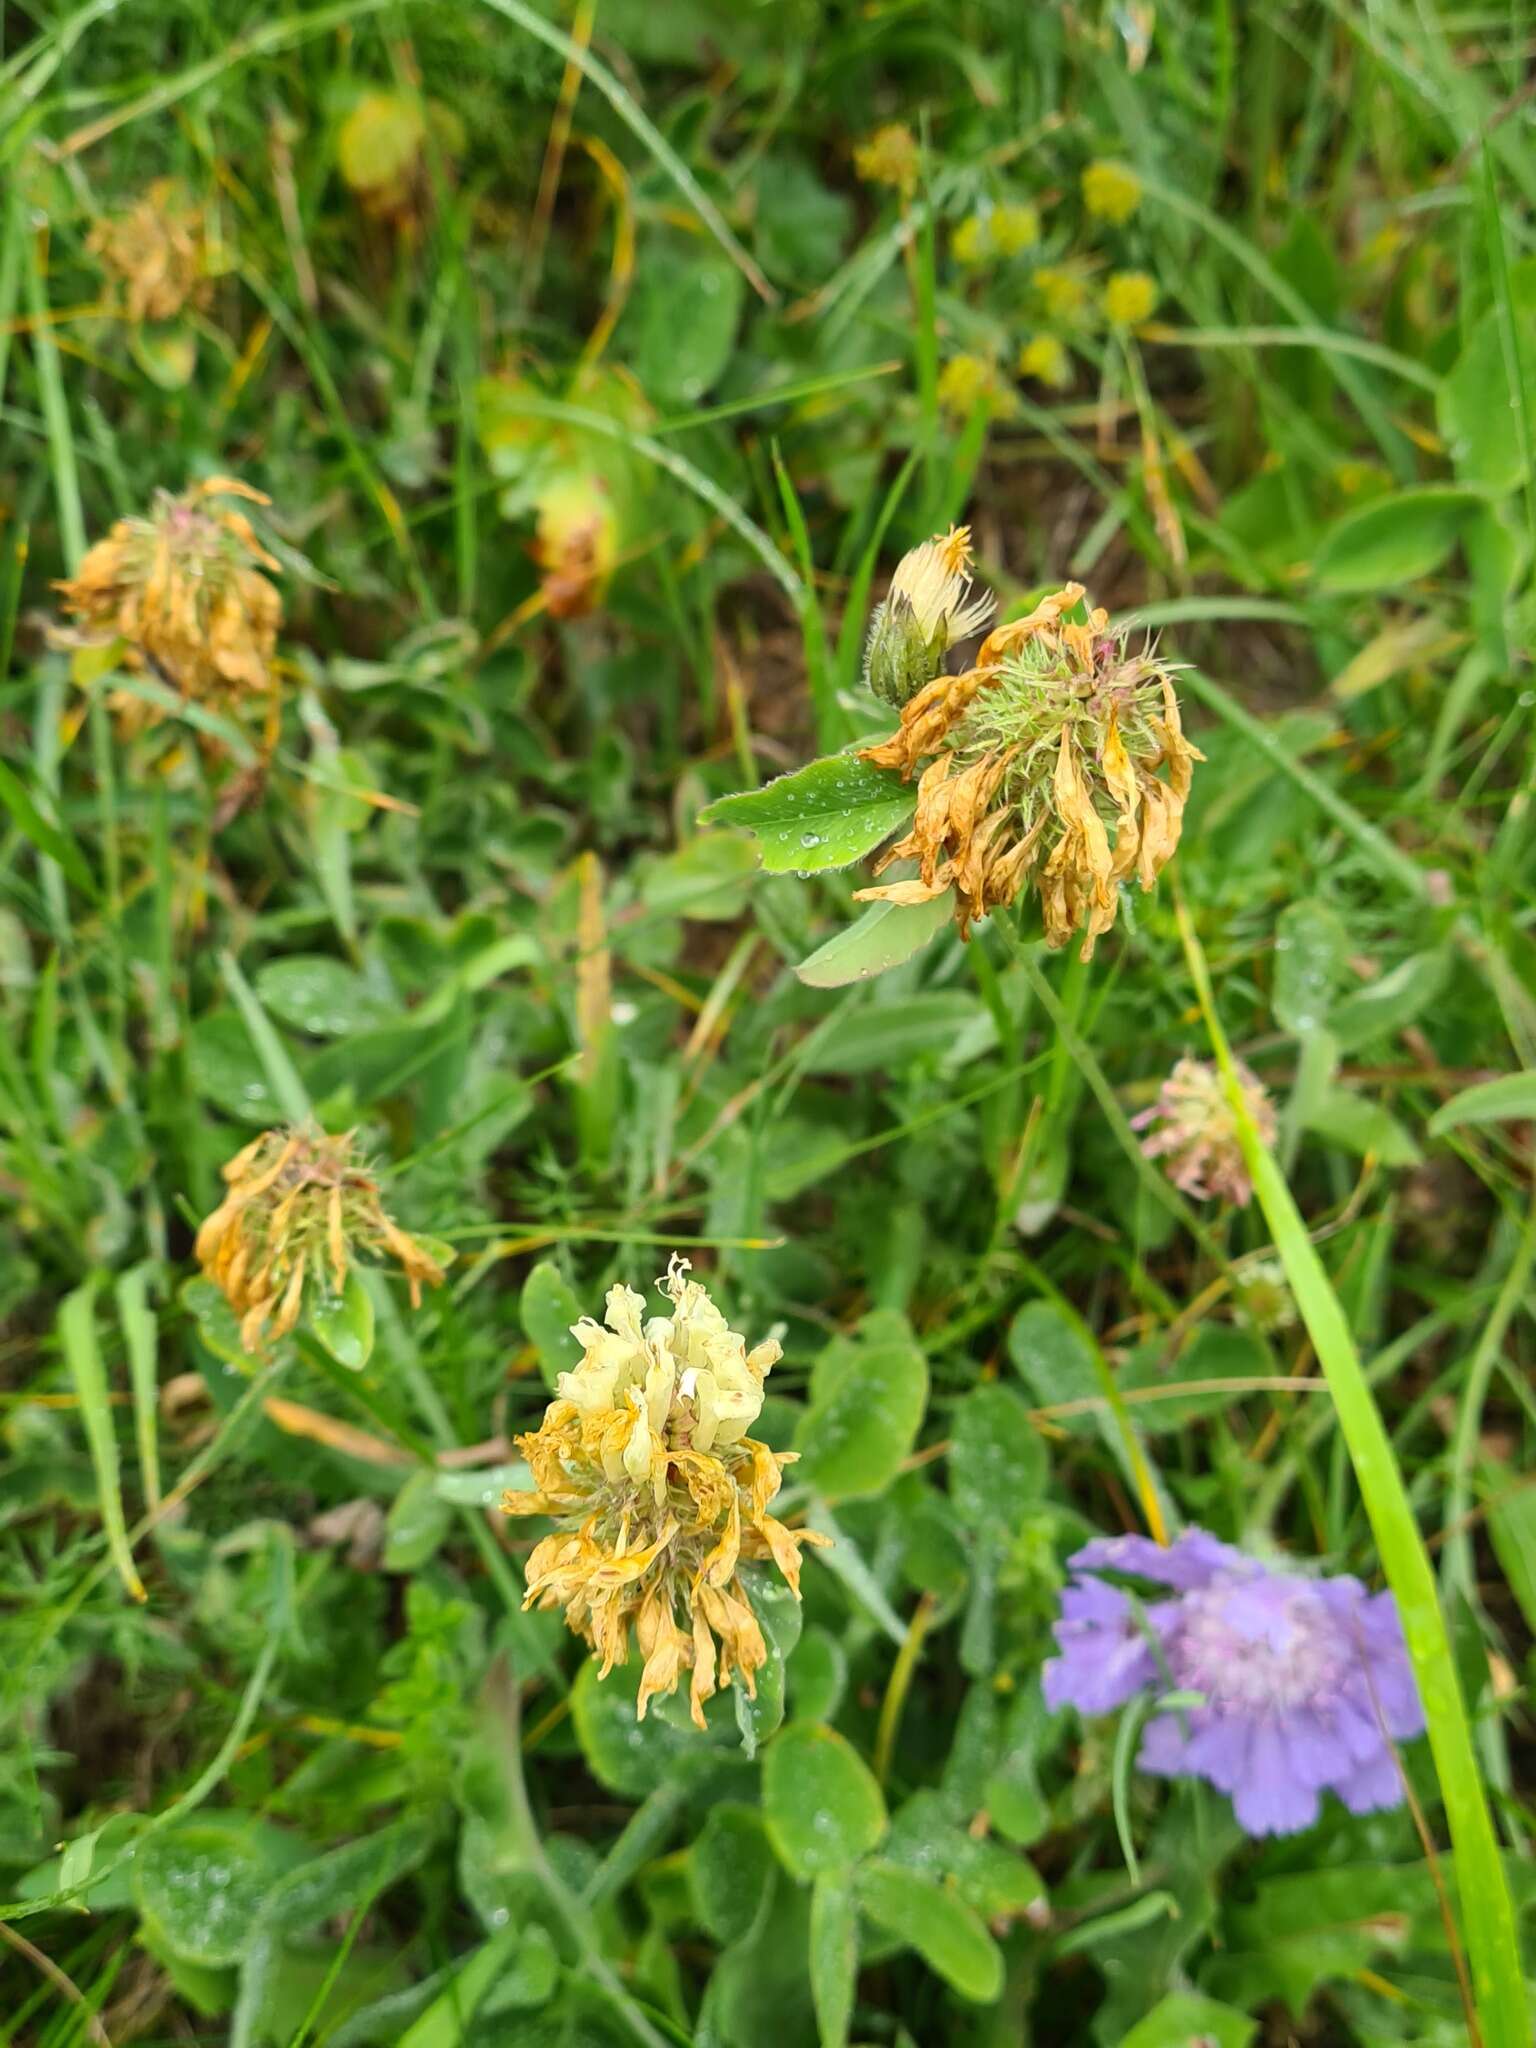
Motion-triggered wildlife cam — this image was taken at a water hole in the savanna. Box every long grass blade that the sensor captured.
[1176,892,1529,2048]
[59,1278,146,1604]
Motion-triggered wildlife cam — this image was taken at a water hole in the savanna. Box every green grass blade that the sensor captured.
[1176,894,1529,2048]
[115,1263,162,1514]
[218,950,313,1124]
[59,1278,146,1604]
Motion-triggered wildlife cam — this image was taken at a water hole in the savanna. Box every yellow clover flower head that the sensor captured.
[859,594,1203,958]
[936,353,1015,423]
[1082,159,1142,225]
[864,525,997,709]
[854,123,920,198]
[1019,334,1072,389]
[89,179,212,325]
[990,202,1040,257]
[1104,270,1159,327]
[953,214,989,267]
[195,1126,447,1355]
[503,1257,827,1727]
[1033,264,1092,324]
[53,478,283,738]
[955,203,1039,267]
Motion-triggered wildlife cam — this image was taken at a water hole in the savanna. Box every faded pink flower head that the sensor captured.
[1131,1056,1275,1206]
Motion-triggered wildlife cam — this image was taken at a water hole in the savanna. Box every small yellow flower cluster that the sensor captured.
[53,478,283,739]
[936,353,1017,424]
[854,123,920,198]
[502,1258,827,1727]
[89,180,212,325]
[859,543,1201,956]
[949,155,1162,399]
[953,202,1040,268]
[1104,271,1159,328]
[196,1126,446,1354]
[1081,160,1143,225]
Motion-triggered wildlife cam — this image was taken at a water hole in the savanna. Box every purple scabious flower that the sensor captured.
[1042,1529,1425,1837]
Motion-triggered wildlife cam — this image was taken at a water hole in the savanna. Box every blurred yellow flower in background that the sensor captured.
[1104,270,1159,327]
[196,1126,446,1354]
[1082,159,1143,224]
[53,478,284,738]
[1019,334,1072,388]
[855,122,920,197]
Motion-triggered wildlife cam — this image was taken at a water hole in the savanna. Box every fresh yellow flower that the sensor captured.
[953,214,989,267]
[195,1126,446,1355]
[1019,334,1072,389]
[1034,264,1092,323]
[854,123,920,197]
[1104,270,1158,327]
[860,593,1202,958]
[1082,160,1142,225]
[53,478,283,738]
[990,201,1040,257]
[502,1258,828,1727]
[937,353,1014,422]
[864,526,996,707]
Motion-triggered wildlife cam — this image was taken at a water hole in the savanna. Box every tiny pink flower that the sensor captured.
[1131,1056,1275,1206]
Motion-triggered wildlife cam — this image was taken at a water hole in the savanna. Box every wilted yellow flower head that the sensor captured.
[1104,270,1158,327]
[1132,1057,1276,1206]
[937,353,1015,423]
[1034,264,1093,324]
[864,526,996,709]
[532,471,619,620]
[1082,160,1142,225]
[854,123,920,197]
[1019,334,1072,389]
[195,1126,446,1355]
[89,180,211,325]
[503,1258,828,1728]
[53,479,282,737]
[860,592,1202,956]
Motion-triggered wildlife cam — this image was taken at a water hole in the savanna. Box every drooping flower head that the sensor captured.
[1043,1530,1424,1837]
[53,478,283,738]
[1132,1056,1275,1206]
[502,1258,827,1727]
[195,1126,446,1354]
[863,526,996,709]
[859,592,1202,956]
[89,179,212,325]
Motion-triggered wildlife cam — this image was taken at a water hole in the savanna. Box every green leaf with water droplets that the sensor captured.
[700,753,915,874]
[308,1268,375,1371]
[763,1723,887,1880]
[1272,899,1347,1038]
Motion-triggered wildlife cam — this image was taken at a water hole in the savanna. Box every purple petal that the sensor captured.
[1068,1528,1243,1592]
[1231,1720,1320,1836]
[1278,1710,1357,1791]
[1184,1713,1251,1793]
[1137,1711,1192,1777]
[1334,1747,1404,1815]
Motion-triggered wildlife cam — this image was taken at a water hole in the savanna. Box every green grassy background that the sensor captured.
[0,1,1534,2043]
